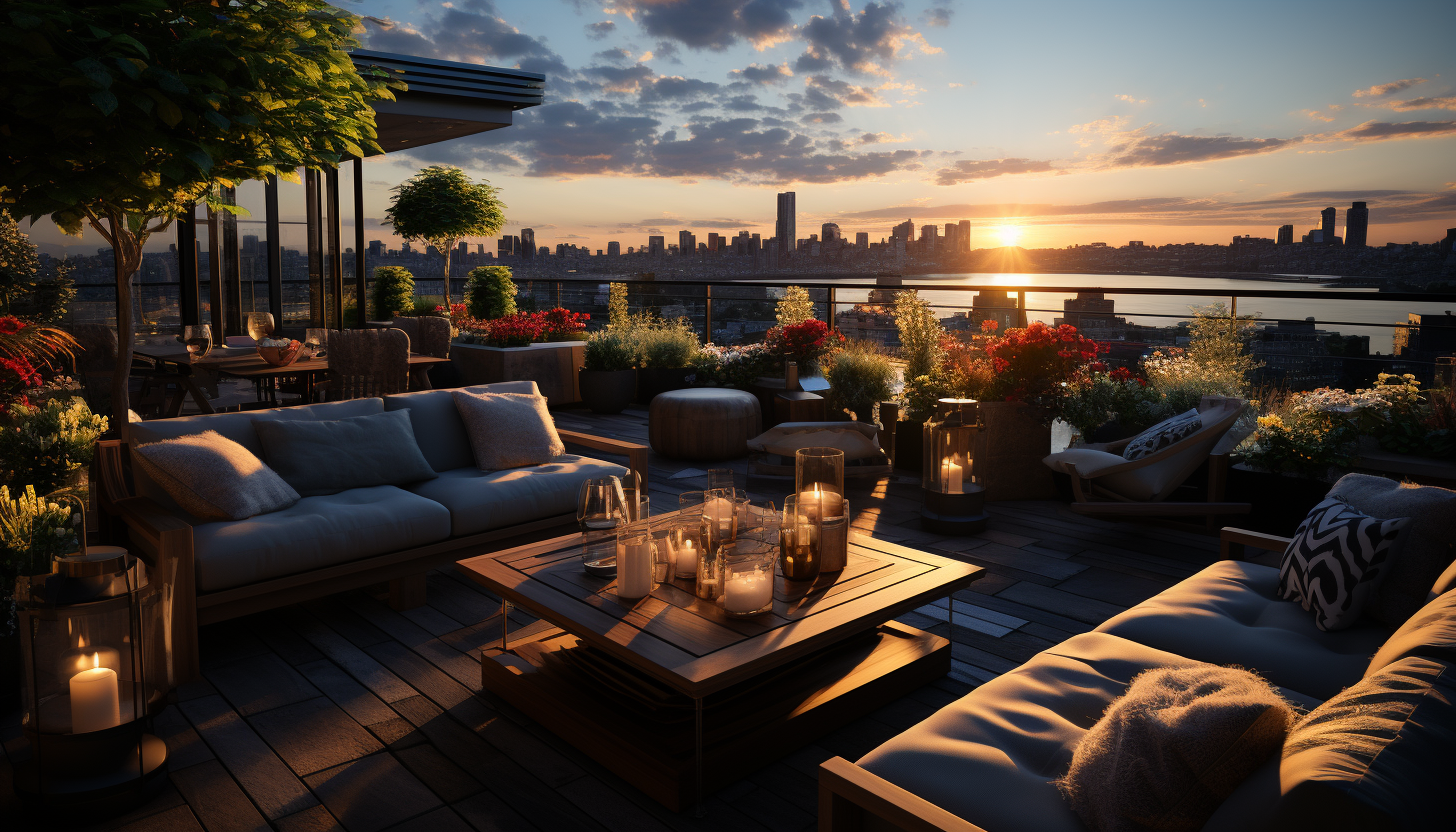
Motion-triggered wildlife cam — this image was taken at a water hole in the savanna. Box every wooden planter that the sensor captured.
[636,367,693,404]
[973,401,1058,501]
[579,369,636,414]
[449,341,585,405]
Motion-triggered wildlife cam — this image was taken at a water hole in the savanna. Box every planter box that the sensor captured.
[1227,464,1331,535]
[973,401,1059,501]
[636,367,693,405]
[580,368,636,414]
[449,341,585,405]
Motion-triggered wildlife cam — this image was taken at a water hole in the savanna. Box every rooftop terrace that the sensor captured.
[0,407,1256,832]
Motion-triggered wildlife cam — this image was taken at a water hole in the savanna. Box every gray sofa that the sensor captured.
[97,382,645,682]
[819,497,1456,831]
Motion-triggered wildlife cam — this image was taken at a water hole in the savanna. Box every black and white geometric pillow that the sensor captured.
[1122,408,1203,460]
[1278,498,1409,632]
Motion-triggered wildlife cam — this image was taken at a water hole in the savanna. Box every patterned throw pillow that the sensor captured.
[1278,497,1408,631]
[1122,408,1203,460]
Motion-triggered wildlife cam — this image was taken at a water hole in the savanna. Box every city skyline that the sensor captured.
[19,0,1456,255]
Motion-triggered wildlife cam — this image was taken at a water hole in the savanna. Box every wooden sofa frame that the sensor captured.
[93,429,649,683]
[816,526,1290,832]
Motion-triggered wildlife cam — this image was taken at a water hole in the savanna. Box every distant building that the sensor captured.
[1231,235,1275,246]
[368,240,383,257]
[919,225,938,253]
[776,192,796,259]
[1320,207,1338,245]
[958,220,971,252]
[606,241,620,257]
[1441,228,1456,257]
[1395,311,1456,385]
[893,219,916,244]
[1346,201,1369,248]
[679,230,696,257]
[821,222,841,244]
[855,231,869,249]
[520,228,536,261]
[1054,293,1125,334]
[707,233,722,253]
[648,235,665,257]
[971,290,1020,331]
[1254,318,1341,390]
[457,241,469,257]
[1277,225,1294,245]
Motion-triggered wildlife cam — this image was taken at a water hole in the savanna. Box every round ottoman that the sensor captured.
[648,388,763,461]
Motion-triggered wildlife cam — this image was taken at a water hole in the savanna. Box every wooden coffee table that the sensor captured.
[456,521,982,811]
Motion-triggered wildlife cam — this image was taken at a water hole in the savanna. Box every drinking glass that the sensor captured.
[246,312,275,342]
[707,468,735,498]
[304,328,328,358]
[577,477,626,531]
[616,519,655,600]
[182,324,212,360]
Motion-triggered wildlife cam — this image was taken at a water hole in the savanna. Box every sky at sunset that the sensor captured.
[26,0,1456,254]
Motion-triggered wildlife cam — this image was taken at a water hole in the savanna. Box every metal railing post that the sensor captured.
[704,283,713,342]
[827,286,837,330]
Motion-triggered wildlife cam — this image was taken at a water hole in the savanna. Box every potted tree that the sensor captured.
[580,332,636,414]
[385,166,507,306]
[371,266,416,322]
[892,290,945,472]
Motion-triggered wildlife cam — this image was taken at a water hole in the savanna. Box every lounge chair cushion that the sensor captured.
[1122,408,1202,460]
[1366,588,1456,675]
[254,410,438,497]
[406,455,628,537]
[1277,497,1409,632]
[1094,561,1392,700]
[855,632,1319,832]
[192,485,451,592]
[747,421,884,461]
[1326,473,1456,627]
[383,382,540,473]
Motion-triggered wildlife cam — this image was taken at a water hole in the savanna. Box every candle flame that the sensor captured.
[92,653,99,669]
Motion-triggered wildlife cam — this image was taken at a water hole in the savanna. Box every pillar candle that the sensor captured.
[675,538,698,578]
[618,538,653,598]
[70,654,120,734]
[724,569,773,614]
[943,457,963,494]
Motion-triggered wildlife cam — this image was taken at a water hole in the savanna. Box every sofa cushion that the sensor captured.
[132,430,299,521]
[406,455,628,538]
[383,382,541,473]
[254,410,437,497]
[1366,588,1456,675]
[1094,561,1391,701]
[855,632,1321,832]
[1326,473,1456,628]
[191,485,451,593]
[452,389,564,470]
[128,398,383,515]
[1277,498,1408,632]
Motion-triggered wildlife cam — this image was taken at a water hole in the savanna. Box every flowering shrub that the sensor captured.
[1057,370,1173,440]
[0,354,43,411]
[1,485,77,634]
[455,307,590,347]
[0,397,109,496]
[692,343,775,388]
[766,318,843,371]
[982,322,1102,407]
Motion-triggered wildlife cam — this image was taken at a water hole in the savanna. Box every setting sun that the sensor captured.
[993,225,1024,247]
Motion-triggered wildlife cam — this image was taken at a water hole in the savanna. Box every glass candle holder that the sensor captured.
[581,530,618,578]
[707,468,736,498]
[182,324,212,360]
[667,514,703,580]
[779,495,821,582]
[721,539,776,617]
[615,520,655,600]
[701,488,737,552]
[794,447,845,501]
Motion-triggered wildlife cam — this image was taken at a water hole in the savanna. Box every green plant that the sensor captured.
[370,267,416,321]
[893,290,944,380]
[608,283,630,328]
[0,397,108,495]
[775,286,816,328]
[0,211,75,324]
[466,266,518,320]
[827,343,897,420]
[412,296,447,318]
[385,166,507,305]
[1,0,398,432]
[583,331,635,372]
[1,485,78,634]
[903,374,957,422]
[637,321,700,369]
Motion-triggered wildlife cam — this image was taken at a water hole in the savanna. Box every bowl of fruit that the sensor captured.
[256,337,304,367]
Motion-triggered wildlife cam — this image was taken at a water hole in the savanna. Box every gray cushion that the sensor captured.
[254,410,437,497]
[855,632,1322,832]
[132,430,299,521]
[128,398,383,514]
[1326,473,1456,627]
[1366,588,1456,675]
[383,382,541,473]
[1123,408,1201,460]
[1094,561,1392,700]
[406,454,628,537]
[192,485,451,592]
[452,389,564,470]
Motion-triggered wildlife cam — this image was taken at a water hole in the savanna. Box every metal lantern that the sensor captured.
[921,398,989,534]
[12,500,170,820]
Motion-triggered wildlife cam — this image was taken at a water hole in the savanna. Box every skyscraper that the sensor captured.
[648,236,665,257]
[892,219,915,243]
[1320,207,1337,245]
[1277,225,1294,245]
[920,225,938,253]
[708,233,722,253]
[776,192,796,259]
[679,230,696,257]
[1346,202,1369,248]
[821,222,841,244]
[958,220,971,252]
[855,231,869,249]
[520,228,536,260]
[607,241,620,257]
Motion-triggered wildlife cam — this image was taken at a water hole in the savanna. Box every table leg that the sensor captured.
[500,599,510,651]
[694,695,705,819]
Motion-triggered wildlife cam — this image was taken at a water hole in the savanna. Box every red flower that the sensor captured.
[980,320,999,333]
[1109,366,1137,383]
[0,316,25,335]
[767,318,842,365]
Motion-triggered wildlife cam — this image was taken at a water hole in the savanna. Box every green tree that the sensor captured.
[775,285,816,328]
[0,1,397,431]
[894,290,944,380]
[370,267,416,320]
[465,266,517,319]
[385,166,506,306]
[0,211,75,325]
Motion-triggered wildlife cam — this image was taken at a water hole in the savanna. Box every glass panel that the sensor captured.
[275,169,310,329]
[235,180,269,319]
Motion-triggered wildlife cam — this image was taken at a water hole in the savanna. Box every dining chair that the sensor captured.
[322,328,411,400]
[390,316,451,390]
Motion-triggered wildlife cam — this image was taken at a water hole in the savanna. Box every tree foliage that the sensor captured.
[386,166,506,304]
[371,267,416,321]
[0,212,75,325]
[775,286,816,328]
[465,266,517,320]
[893,290,944,380]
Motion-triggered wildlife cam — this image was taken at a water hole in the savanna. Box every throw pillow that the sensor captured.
[1122,408,1203,461]
[1058,664,1295,832]
[1273,656,1456,831]
[253,409,438,498]
[1327,473,1456,627]
[451,389,564,470]
[1278,498,1408,631]
[132,430,300,521]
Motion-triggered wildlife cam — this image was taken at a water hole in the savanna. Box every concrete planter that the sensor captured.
[579,368,636,414]
[974,401,1058,501]
[449,341,585,405]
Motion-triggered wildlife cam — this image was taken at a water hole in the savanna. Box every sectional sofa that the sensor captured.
[819,482,1456,832]
[95,382,648,682]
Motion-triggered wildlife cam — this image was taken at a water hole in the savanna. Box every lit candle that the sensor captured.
[724,569,773,614]
[70,653,120,734]
[943,456,963,494]
[798,485,844,523]
[618,537,653,599]
[675,538,698,579]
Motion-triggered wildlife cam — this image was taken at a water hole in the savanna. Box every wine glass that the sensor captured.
[305,328,328,358]
[246,312,275,343]
[182,324,212,360]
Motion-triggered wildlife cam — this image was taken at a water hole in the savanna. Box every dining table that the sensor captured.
[132,343,451,416]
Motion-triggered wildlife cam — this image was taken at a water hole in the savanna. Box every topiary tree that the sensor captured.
[465,266,517,320]
[371,267,416,321]
[775,285,816,328]
[386,166,506,306]
[0,1,397,432]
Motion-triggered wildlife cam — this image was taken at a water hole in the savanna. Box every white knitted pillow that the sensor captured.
[451,390,565,470]
[132,430,299,521]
